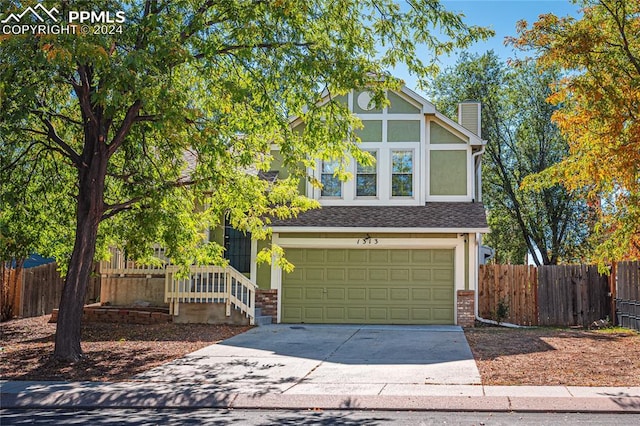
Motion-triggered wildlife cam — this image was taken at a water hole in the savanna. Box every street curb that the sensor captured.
[3,391,640,413]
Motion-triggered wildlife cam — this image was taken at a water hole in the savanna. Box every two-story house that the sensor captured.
[224,87,489,326]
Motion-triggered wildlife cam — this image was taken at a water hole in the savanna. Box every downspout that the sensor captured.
[472,144,485,203]
[472,143,528,328]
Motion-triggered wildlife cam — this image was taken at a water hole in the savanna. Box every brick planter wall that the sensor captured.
[457,290,475,327]
[256,289,278,323]
[50,306,171,325]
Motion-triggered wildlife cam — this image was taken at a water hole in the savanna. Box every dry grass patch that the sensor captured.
[465,326,640,386]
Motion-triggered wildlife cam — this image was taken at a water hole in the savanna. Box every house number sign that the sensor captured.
[356,235,379,245]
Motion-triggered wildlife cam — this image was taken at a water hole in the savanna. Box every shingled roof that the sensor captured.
[271,203,488,230]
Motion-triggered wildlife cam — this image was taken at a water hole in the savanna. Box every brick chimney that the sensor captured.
[458,101,481,137]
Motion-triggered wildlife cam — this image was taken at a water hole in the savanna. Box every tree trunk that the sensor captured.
[53,137,106,362]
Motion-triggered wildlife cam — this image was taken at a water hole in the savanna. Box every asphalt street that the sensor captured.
[2,408,640,425]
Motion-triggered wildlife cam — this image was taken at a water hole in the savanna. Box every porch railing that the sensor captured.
[100,245,169,276]
[164,265,257,325]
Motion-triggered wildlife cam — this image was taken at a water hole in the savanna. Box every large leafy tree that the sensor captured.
[0,1,490,361]
[429,52,588,265]
[511,0,640,263]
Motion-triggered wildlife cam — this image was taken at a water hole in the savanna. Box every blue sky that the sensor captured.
[395,0,582,93]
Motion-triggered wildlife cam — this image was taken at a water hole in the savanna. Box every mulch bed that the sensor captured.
[464,326,640,386]
[0,315,251,382]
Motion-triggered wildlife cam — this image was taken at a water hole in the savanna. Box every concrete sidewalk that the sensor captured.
[2,325,639,413]
[2,381,640,412]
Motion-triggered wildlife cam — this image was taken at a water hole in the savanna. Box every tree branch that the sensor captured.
[107,100,143,157]
[197,42,312,59]
[0,141,39,173]
[102,197,144,220]
[600,0,640,75]
[75,64,98,125]
[31,115,82,165]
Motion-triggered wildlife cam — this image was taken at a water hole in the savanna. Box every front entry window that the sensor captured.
[224,218,251,273]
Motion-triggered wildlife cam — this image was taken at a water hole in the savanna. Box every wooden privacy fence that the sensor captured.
[616,261,640,331]
[20,262,100,318]
[478,264,538,326]
[537,265,610,327]
[1,263,23,321]
[479,264,611,327]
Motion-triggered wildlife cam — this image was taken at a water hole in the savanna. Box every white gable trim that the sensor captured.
[271,226,490,233]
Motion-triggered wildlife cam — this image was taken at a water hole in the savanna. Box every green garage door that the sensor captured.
[282,248,455,324]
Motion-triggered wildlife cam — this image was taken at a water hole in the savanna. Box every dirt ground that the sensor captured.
[0,316,251,381]
[464,326,640,386]
[1,316,639,386]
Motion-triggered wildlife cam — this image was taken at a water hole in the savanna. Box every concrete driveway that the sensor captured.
[135,324,481,396]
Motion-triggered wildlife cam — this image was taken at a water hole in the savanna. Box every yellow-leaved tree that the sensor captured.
[511,0,640,264]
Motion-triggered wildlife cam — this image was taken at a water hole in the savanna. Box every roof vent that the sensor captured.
[458,101,481,137]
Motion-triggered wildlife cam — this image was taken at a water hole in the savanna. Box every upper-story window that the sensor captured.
[321,160,342,197]
[391,150,413,197]
[356,151,377,197]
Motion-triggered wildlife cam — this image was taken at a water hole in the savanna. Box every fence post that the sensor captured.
[225,272,231,317]
[610,262,617,325]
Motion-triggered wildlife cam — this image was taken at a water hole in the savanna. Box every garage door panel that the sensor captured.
[305,268,325,281]
[412,308,431,320]
[348,250,368,263]
[287,250,305,263]
[368,307,388,320]
[369,269,388,281]
[433,288,454,301]
[326,307,345,320]
[369,288,388,300]
[348,288,366,300]
[327,268,346,281]
[304,288,324,300]
[412,269,431,281]
[390,288,410,300]
[390,308,410,320]
[433,269,454,281]
[288,269,304,281]
[390,250,410,263]
[282,306,302,322]
[412,288,431,300]
[348,269,367,281]
[433,308,454,321]
[391,268,410,281]
[327,250,347,263]
[304,307,323,321]
[282,248,455,325]
[411,250,432,264]
[326,288,345,300]
[433,249,454,264]
[347,307,367,320]
[284,287,303,300]
[305,250,326,263]
[369,250,389,263]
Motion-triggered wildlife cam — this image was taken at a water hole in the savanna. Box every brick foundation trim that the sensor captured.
[50,306,171,325]
[256,289,278,323]
[457,290,475,327]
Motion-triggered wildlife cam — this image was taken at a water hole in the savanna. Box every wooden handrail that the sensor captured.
[165,264,256,324]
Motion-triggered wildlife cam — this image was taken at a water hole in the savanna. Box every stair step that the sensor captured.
[254,315,273,326]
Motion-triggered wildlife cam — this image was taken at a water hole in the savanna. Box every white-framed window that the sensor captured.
[391,150,413,197]
[356,151,377,197]
[321,160,342,197]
